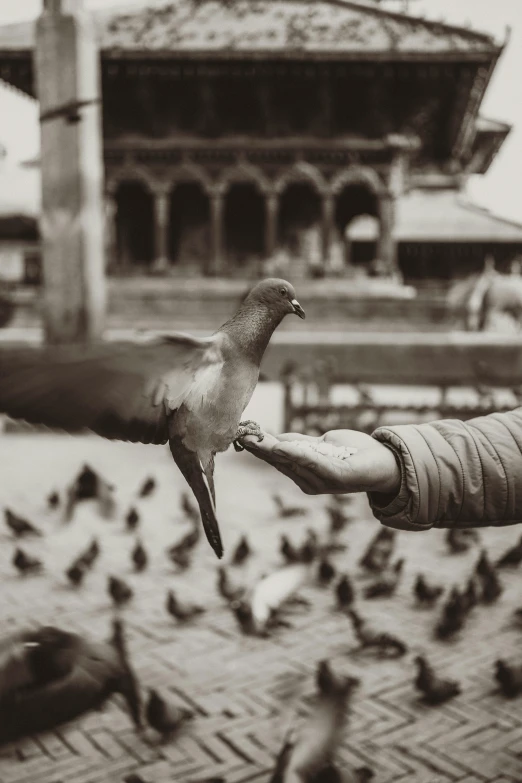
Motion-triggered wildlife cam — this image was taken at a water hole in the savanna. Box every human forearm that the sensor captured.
[369,408,522,531]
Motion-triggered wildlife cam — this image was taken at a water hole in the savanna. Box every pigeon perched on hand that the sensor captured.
[0,280,304,559]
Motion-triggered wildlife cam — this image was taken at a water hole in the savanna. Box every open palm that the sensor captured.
[241,429,401,497]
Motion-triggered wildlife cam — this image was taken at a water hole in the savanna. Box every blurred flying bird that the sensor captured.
[269,660,359,783]
[12,547,42,575]
[495,659,522,698]
[108,575,133,607]
[166,590,205,622]
[335,575,355,610]
[126,507,140,532]
[217,566,245,603]
[5,509,42,538]
[138,476,156,498]
[363,558,404,599]
[131,539,148,572]
[0,619,141,743]
[273,493,307,519]
[0,280,304,559]
[358,528,395,572]
[232,563,312,636]
[414,655,461,704]
[231,534,251,565]
[47,491,60,509]
[495,534,522,568]
[145,688,193,737]
[414,574,444,606]
[347,609,407,658]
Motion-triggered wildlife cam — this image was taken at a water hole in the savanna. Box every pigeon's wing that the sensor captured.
[0,334,224,445]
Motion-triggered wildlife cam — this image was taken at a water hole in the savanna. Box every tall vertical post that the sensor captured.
[376,194,397,276]
[265,193,279,260]
[210,191,224,276]
[104,189,118,272]
[151,187,170,273]
[35,0,106,344]
[321,192,334,266]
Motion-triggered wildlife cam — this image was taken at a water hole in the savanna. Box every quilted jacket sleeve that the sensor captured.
[368,408,522,531]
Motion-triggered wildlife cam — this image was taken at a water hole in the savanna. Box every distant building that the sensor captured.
[0,0,521,287]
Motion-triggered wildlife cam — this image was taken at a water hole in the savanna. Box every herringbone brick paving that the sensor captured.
[1,433,522,782]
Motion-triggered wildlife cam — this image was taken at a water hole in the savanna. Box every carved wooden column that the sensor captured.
[103,188,118,272]
[376,193,397,276]
[321,192,334,267]
[265,192,279,259]
[210,190,225,276]
[152,186,170,273]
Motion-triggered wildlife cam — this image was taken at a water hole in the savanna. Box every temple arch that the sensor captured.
[223,182,265,273]
[168,182,211,272]
[278,181,323,276]
[334,183,380,268]
[275,162,326,196]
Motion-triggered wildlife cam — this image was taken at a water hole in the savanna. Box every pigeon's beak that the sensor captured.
[291,299,306,319]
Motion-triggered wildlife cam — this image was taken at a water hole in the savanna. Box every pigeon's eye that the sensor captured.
[279,287,287,297]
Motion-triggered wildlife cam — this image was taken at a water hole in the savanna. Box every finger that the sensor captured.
[241,432,281,453]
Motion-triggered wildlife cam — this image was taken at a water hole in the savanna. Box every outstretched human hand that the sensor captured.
[240,429,401,497]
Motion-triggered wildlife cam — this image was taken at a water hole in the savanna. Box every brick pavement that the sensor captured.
[1,433,522,782]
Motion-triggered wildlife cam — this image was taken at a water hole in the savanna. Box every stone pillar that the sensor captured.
[265,193,279,260]
[376,194,398,276]
[35,0,106,344]
[151,187,170,273]
[321,193,334,266]
[210,191,224,276]
[104,190,118,273]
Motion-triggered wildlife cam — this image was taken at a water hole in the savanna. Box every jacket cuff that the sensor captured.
[368,425,441,531]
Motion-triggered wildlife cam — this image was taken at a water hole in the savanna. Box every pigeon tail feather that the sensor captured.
[169,438,223,559]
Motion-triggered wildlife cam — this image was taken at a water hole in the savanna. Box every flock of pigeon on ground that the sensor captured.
[3,463,522,783]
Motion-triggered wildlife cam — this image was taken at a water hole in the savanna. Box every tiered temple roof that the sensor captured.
[0,0,501,56]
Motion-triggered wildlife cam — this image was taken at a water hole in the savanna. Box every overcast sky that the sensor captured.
[0,0,521,222]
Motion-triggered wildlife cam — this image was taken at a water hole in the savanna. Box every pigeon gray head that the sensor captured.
[242,278,305,320]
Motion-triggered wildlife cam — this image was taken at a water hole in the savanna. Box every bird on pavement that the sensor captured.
[0,280,305,559]
[358,528,395,572]
[131,539,148,572]
[475,550,503,603]
[76,538,100,570]
[217,566,245,603]
[65,560,86,587]
[47,491,60,509]
[138,476,156,498]
[363,558,404,600]
[413,574,444,606]
[413,655,461,705]
[125,507,140,532]
[231,535,251,566]
[335,575,355,610]
[108,575,133,608]
[145,688,193,738]
[273,493,307,519]
[317,557,336,586]
[347,609,407,658]
[446,527,479,554]
[495,534,522,568]
[166,590,205,622]
[495,659,522,698]
[5,509,42,538]
[12,548,43,576]
[0,619,141,743]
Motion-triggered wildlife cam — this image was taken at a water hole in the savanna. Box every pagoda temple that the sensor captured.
[0,0,521,288]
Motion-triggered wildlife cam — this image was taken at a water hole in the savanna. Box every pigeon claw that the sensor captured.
[233,421,264,452]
